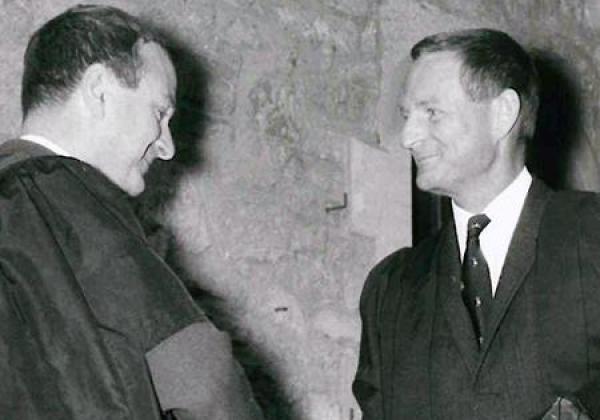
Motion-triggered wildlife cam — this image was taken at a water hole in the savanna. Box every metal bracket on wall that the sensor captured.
[325,192,348,213]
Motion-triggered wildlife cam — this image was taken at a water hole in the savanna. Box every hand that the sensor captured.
[541,397,592,420]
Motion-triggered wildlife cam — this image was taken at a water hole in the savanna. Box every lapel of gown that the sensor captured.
[437,217,481,373]
[1,139,148,242]
[475,178,553,374]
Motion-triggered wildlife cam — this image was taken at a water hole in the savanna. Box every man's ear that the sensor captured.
[491,88,520,141]
[79,63,110,118]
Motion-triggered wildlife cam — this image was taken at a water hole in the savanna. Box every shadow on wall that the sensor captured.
[528,49,583,190]
[182,280,299,420]
[132,33,300,420]
[133,36,210,244]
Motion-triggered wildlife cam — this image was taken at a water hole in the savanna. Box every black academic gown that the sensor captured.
[0,140,262,419]
[354,179,600,419]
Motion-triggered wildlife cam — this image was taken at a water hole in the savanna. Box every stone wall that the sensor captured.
[1,0,599,419]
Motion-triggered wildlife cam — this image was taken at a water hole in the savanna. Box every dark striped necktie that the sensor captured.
[461,213,492,348]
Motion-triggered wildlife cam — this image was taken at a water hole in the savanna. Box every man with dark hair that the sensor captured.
[353,28,600,419]
[0,5,263,419]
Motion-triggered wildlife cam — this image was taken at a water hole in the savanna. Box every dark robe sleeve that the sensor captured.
[0,157,262,419]
[353,249,408,420]
[571,193,600,419]
[0,158,154,419]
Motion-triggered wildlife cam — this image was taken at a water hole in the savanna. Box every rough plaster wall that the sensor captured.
[151,1,402,418]
[2,1,600,419]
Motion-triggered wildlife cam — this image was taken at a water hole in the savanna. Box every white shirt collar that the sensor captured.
[19,134,73,158]
[452,167,533,295]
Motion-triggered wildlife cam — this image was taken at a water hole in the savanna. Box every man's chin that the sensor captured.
[128,185,146,197]
[121,178,145,197]
[415,174,437,194]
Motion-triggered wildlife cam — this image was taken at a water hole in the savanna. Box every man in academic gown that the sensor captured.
[354,29,600,419]
[0,5,263,419]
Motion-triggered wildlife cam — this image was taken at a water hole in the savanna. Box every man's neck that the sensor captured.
[21,108,99,164]
[452,167,531,215]
[452,163,525,213]
[20,134,74,157]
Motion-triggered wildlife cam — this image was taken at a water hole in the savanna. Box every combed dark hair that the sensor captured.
[21,4,162,118]
[411,28,539,141]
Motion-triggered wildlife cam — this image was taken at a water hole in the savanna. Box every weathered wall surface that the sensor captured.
[1,0,600,419]
[148,2,409,418]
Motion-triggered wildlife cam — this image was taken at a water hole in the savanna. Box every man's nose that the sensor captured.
[400,113,425,150]
[155,128,175,161]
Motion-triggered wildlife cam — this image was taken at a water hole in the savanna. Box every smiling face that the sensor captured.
[98,42,176,196]
[400,51,498,200]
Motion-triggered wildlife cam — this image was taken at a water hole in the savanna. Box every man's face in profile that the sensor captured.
[399,51,496,200]
[99,42,177,196]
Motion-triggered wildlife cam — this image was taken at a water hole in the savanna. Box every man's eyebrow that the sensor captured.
[399,98,437,111]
